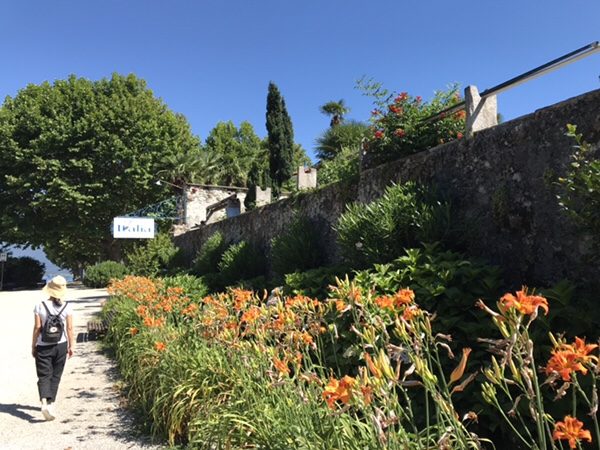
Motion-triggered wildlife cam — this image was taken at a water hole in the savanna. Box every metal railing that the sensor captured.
[422,41,600,124]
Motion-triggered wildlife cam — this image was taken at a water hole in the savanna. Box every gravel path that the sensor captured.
[0,285,166,450]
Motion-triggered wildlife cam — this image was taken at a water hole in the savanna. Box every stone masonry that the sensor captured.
[174,89,600,286]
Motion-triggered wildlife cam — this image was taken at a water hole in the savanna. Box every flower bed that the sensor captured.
[105,275,599,449]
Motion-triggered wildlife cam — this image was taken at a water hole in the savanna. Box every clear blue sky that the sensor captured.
[1,1,599,162]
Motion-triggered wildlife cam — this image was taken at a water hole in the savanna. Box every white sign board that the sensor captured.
[113,217,155,239]
[0,252,7,262]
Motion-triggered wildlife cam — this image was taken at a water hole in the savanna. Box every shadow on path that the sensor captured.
[0,403,45,423]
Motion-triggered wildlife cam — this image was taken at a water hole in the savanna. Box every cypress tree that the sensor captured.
[266,82,294,196]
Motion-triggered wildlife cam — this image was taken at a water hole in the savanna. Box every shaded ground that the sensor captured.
[0,285,165,450]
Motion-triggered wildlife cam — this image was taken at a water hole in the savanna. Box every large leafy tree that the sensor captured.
[266,82,294,196]
[0,73,199,272]
[203,121,264,186]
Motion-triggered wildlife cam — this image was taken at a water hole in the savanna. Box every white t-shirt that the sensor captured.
[34,300,74,346]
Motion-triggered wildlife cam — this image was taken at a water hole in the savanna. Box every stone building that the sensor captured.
[183,184,248,228]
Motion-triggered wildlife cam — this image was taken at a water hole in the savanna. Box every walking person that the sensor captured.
[31,275,75,421]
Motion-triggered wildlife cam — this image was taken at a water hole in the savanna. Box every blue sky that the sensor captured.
[2,1,600,273]
[1,1,599,162]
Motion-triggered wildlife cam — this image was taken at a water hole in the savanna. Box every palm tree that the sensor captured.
[157,147,223,186]
[319,99,350,128]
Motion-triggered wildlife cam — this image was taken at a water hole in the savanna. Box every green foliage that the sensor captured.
[218,241,266,287]
[125,233,184,277]
[0,73,199,272]
[191,232,227,275]
[3,256,45,288]
[538,279,600,343]
[266,82,295,196]
[337,245,503,373]
[357,79,465,166]
[354,245,502,334]
[315,120,368,161]
[83,260,128,288]
[556,124,600,250]
[270,216,324,277]
[203,121,264,187]
[235,275,270,294]
[336,181,452,267]
[283,264,352,300]
[317,145,360,186]
[162,274,209,298]
[157,146,222,187]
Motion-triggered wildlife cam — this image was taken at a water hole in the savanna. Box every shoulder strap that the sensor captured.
[58,301,68,315]
[41,301,68,316]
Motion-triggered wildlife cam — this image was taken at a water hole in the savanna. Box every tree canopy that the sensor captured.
[315,120,368,161]
[203,121,264,186]
[0,73,199,272]
[266,82,295,196]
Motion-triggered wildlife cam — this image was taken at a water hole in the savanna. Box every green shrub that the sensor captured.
[317,145,360,186]
[218,241,266,287]
[236,275,270,294]
[353,244,502,347]
[125,233,185,277]
[336,181,452,267]
[3,256,45,288]
[162,274,209,298]
[283,264,352,300]
[83,260,128,288]
[191,231,227,275]
[271,216,324,277]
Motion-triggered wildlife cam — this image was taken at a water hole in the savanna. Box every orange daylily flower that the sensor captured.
[394,288,415,305]
[553,416,592,449]
[375,289,415,312]
[374,295,395,310]
[545,337,598,382]
[181,303,198,316]
[322,375,356,409]
[335,300,348,313]
[499,288,548,316]
[568,337,599,363]
[232,288,252,311]
[129,327,139,336]
[402,305,421,321]
[273,356,290,376]
[449,348,472,384]
[143,316,165,328]
[154,341,166,352]
[241,306,261,324]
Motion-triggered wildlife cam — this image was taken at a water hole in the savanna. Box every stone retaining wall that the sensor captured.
[174,89,600,285]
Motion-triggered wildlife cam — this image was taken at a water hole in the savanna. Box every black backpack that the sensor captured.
[41,302,68,343]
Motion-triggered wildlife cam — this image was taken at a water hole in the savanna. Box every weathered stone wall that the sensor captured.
[184,185,248,227]
[175,180,358,268]
[174,89,600,285]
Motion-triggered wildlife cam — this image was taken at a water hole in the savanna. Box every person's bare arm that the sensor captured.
[32,314,42,358]
[66,314,75,358]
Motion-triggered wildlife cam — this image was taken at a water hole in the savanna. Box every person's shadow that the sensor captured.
[0,403,45,423]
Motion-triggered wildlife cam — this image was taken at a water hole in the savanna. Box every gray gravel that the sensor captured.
[0,286,166,450]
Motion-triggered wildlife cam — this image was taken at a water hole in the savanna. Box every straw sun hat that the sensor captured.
[43,275,68,299]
